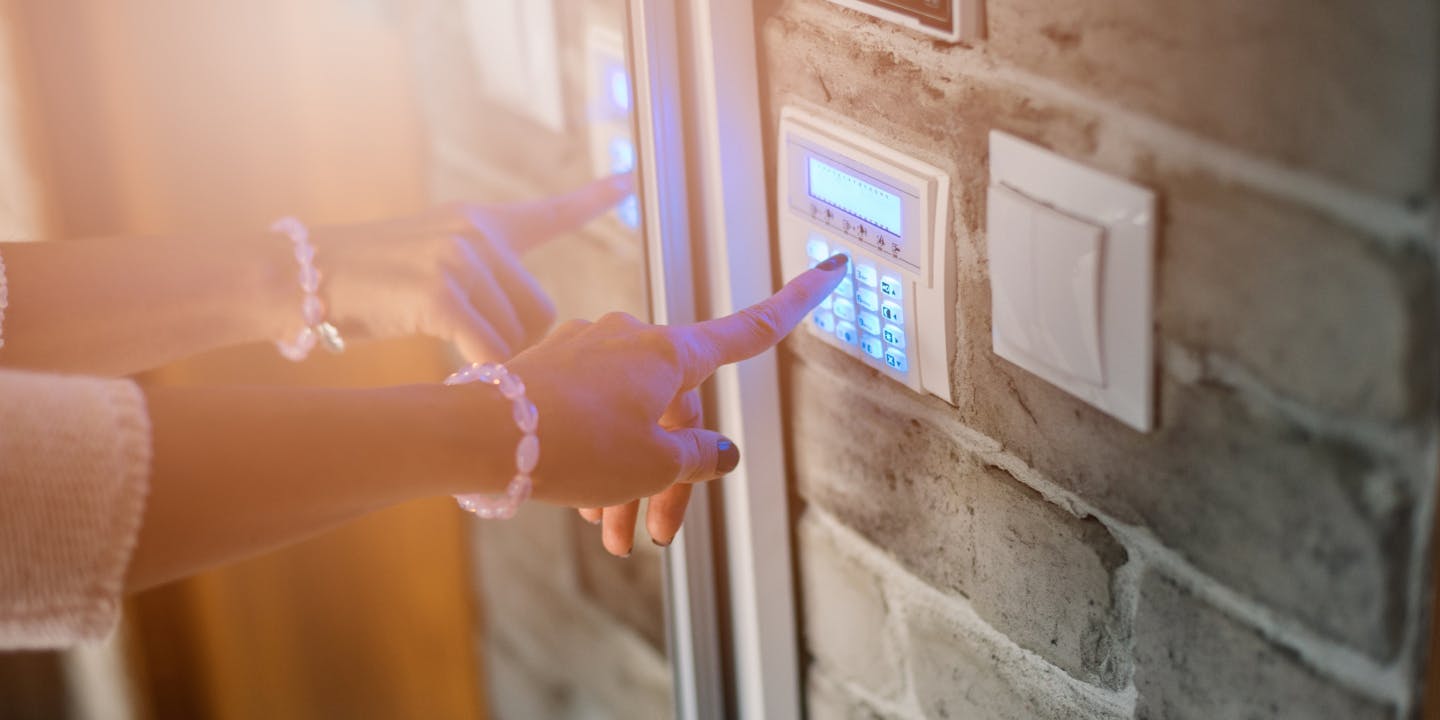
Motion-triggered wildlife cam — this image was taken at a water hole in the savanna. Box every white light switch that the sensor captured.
[988,131,1156,432]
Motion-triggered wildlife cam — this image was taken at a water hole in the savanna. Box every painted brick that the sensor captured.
[957,334,1417,660]
[904,596,1128,720]
[806,668,891,720]
[1132,573,1394,719]
[791,365,1131,689]
[761,2,1437,423]
[797,512,905,699]
[985,0,1438,200]
[764,7,1432,659]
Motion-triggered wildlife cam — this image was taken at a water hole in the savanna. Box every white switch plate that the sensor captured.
[779,107,955,404]
[825,0,984,43]
[987,130,1156,432]
[463,0,565,132]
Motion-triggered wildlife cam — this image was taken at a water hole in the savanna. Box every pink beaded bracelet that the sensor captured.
[444,361,539,519]
[270,216,345,361]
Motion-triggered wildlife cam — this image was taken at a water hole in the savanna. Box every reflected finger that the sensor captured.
[452,237,526,348]
[479,173,636,253]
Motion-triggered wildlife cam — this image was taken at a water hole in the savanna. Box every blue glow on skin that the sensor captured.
[807,156,903,236]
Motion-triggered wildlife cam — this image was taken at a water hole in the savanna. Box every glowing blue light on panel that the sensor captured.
[608,65,632,112]
[807,156,903,236]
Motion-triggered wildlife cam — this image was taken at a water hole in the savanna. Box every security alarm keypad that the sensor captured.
[779,108,955,403]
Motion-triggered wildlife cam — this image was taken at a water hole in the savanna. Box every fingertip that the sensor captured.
[717,438,740,474]
[815,252,849,272]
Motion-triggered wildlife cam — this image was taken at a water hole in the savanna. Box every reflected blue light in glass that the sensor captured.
[618,194,640,229]
[608,65,631,112]
[807,156,903,236]
[608,135,636,174]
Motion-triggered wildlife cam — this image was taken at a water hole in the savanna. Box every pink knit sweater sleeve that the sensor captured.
[0,368,151,649]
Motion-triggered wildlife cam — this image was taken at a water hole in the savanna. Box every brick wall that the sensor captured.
[409,1,672,717]
[762,1,1439,717]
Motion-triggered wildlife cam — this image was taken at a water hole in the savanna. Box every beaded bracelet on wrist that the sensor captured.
[444,362,538,519]
[270,216,345,361]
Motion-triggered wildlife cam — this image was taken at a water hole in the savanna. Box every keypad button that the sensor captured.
[880,275,903,299]
[812,309,835,333]
[832,297,856,322]
[855,287,880,313]
[820,295,833,311]
[857,312,881,336]
[835,321,858,345]
[835,276,854,300]
[880,300,904,324]
[806,234,830,264]
[882,323,906,349]
[855,263,878,287]
[860,334,884,359]
[884,347,909,372]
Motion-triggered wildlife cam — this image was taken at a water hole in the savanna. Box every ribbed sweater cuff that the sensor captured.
[0,371,151,648]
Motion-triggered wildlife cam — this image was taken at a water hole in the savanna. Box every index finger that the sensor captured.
[677,254,849,388]
[476,173,636,253]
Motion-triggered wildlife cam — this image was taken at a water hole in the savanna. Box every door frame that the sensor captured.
[631,0,802,717]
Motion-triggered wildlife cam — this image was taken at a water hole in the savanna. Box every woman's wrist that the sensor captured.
[414,382,520,498]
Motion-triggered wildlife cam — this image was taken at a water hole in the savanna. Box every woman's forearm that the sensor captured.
[126,383,514,591]
[0,233,295,375]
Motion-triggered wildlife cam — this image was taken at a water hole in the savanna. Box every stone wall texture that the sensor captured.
[763,0,1439,718]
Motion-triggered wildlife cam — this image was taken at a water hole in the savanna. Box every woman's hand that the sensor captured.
[508,254,849,555]
[309,174,633,362]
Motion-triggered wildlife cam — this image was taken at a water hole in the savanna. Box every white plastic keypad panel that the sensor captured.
[779,107,954,404]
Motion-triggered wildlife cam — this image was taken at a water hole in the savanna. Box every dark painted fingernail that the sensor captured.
[717,438,741,474]
[815,253,849,271]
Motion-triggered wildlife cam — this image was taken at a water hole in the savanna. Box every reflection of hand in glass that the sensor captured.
[307,173,638,363]
[0,174,634,375]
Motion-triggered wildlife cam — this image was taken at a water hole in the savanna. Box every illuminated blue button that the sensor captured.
[835,321,858,345]
[806,234,830,264]
[855,287,879,313]
[812,309,835,333]
[882,323,905,349]
[832,297,855,322]
[884,347,908,372]
[855,263,878,287]
[880,300,903,324]
[857,311,881,336]
[835,276,854,300]
[880,275,903,299]
[820,295,833,311]
[859,334,884,359]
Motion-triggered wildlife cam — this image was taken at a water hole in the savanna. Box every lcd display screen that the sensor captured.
[807,156,903,236]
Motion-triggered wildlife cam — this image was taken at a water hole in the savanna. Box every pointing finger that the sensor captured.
[475,173,636,254]
[677,254,848,388]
